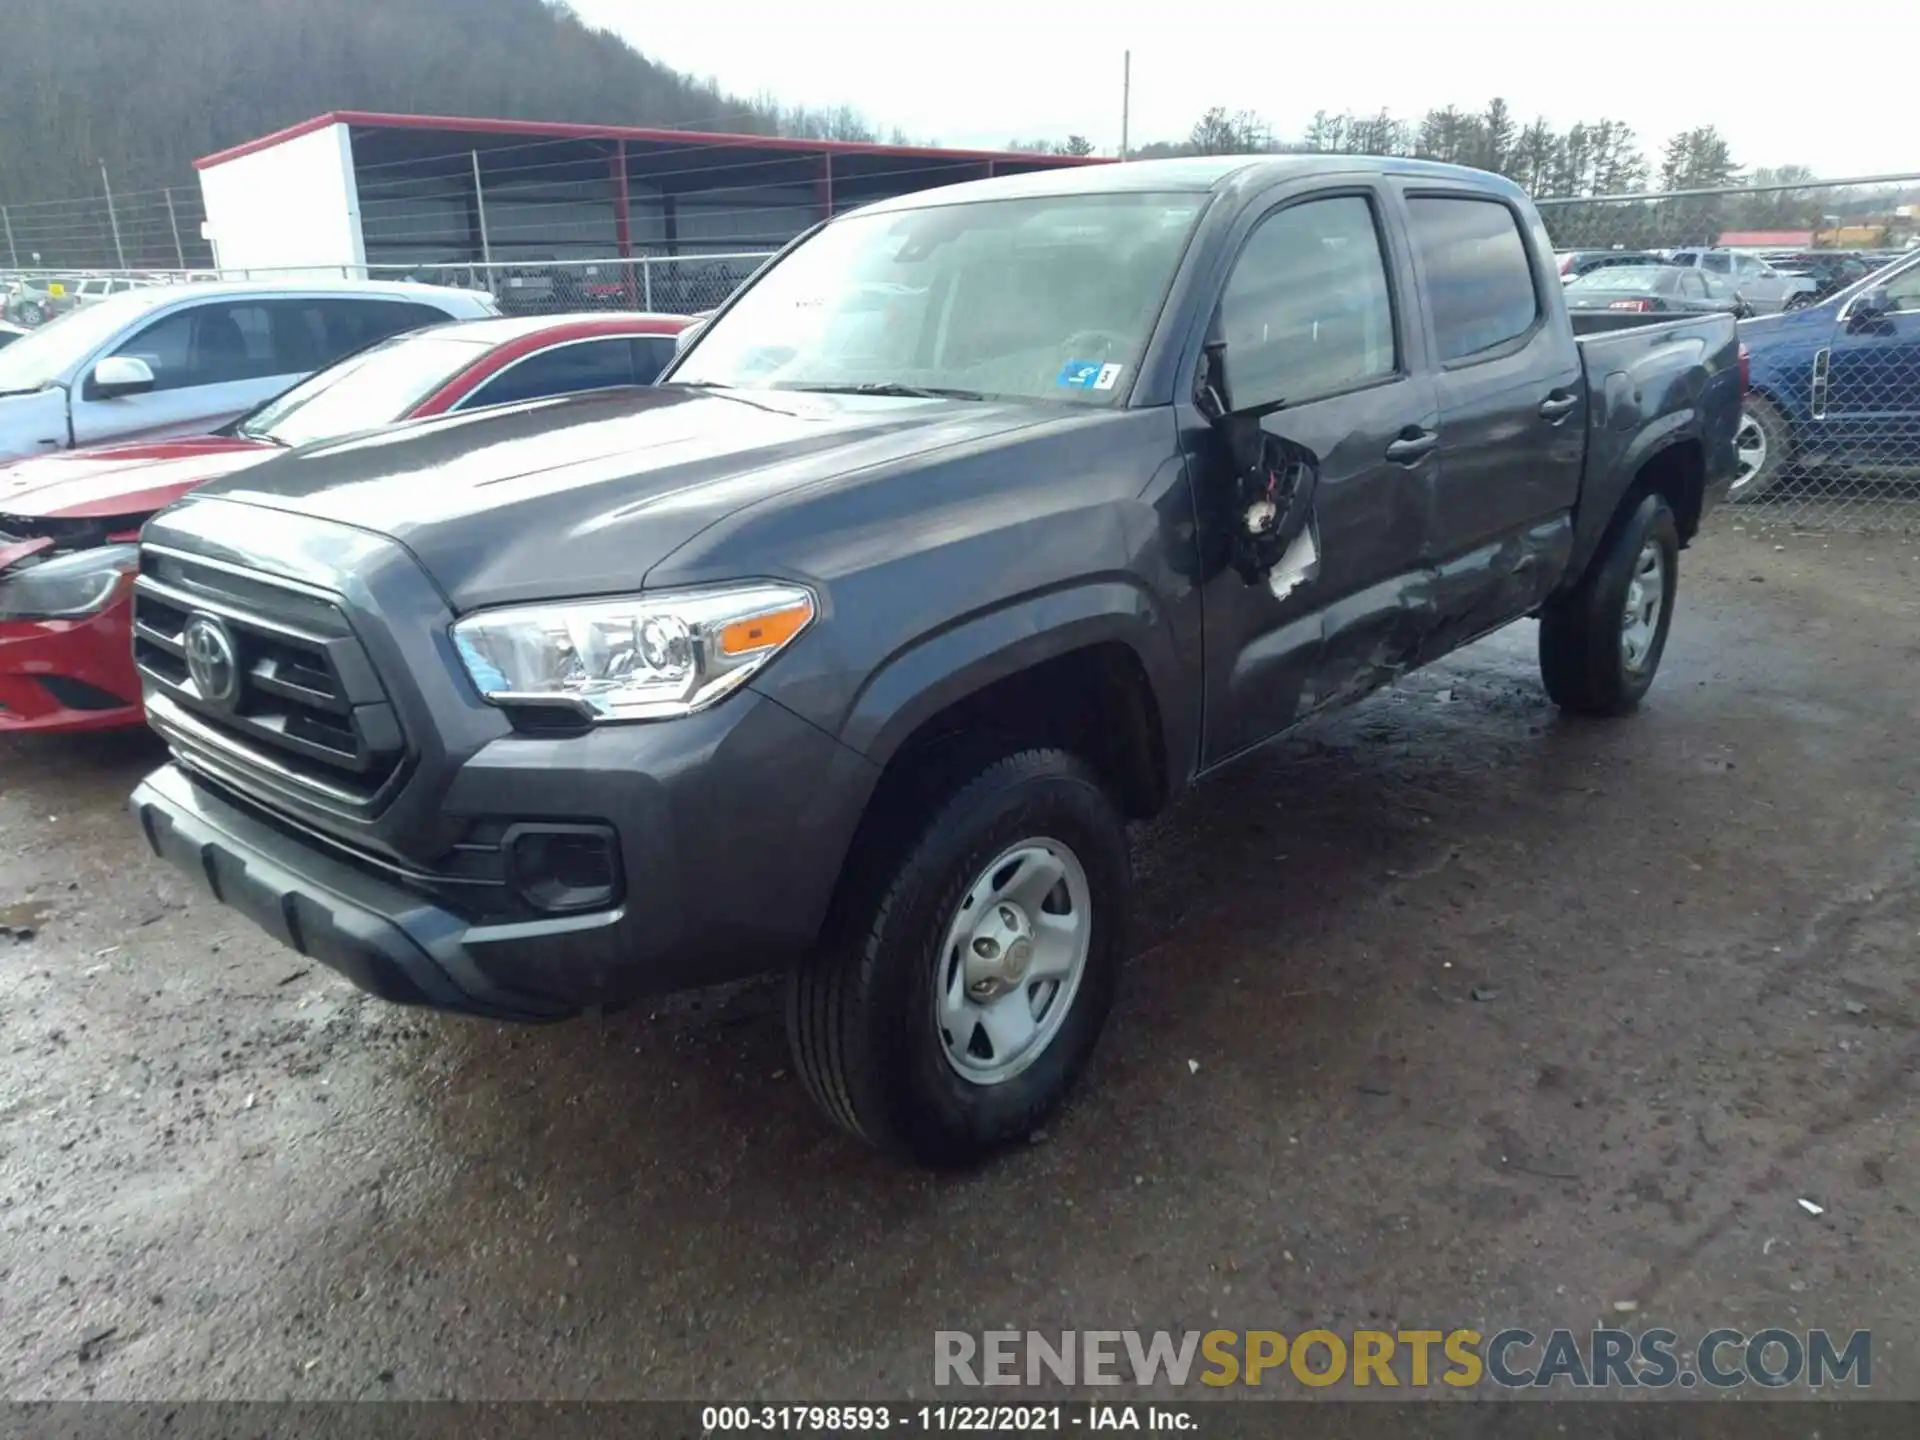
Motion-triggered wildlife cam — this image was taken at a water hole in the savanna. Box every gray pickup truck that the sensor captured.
[128,156,1742,1166]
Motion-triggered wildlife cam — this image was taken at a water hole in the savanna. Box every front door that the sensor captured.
[69,300,300,448]
[1189,187,1439,766]
[1822,258,1920,462]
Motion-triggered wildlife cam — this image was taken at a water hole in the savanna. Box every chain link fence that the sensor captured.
[8,170,1920,531]
[360,253,775,317]
[0,253,773,320]
[1538,174,1920,533]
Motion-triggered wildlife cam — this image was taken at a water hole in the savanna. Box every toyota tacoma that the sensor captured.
[128,157,1742,1165]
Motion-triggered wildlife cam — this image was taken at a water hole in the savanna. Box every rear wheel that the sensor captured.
[1539,493,1680,717]
[786,749,1128,1167]
[1732,395,1791,503]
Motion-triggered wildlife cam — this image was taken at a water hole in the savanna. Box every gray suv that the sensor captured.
[1666,248,1818,313]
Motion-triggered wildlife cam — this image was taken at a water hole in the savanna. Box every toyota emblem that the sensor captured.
[183,614,240,708]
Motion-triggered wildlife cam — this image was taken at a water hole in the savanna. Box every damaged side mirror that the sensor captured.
[1194,340,1321,586]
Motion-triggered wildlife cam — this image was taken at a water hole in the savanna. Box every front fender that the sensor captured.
[841,577,1189,794]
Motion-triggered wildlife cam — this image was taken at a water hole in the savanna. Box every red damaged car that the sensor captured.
[0,312,689,734]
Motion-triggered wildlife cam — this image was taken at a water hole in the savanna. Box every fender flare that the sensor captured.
[1568,409,1700,579]
[841,577,1189,792]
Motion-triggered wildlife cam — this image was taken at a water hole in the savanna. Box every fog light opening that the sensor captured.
[504,825,619,914]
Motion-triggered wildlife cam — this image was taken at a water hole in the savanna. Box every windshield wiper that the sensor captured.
[786,382,987,401]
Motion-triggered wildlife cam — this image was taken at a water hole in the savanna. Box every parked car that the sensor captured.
[126,156,1740,1165]
[1665,248,1818,313]
[1564,264,1752,317]
[70,275,154,307]
[1554,249,1669,282]
[1734,248,1920,500]
[4,276,83,327]
[1763,251,1877,302]
[0,321,25,352]
[0,278,499,464]
[0,311,688,735]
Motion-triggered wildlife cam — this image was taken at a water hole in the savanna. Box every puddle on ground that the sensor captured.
[0,900,51,934]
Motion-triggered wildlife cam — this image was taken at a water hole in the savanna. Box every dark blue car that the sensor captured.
[1736,249,1920,500]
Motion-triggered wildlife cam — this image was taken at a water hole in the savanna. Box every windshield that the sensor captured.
[238,331,489,447]
[0,295,161,395]
[671,192,1207,405]
[1569,266,1674,293]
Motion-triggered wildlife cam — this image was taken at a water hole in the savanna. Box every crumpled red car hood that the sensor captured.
[0,435,277,522]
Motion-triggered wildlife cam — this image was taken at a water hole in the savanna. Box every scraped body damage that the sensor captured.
[1209,417,1573,760]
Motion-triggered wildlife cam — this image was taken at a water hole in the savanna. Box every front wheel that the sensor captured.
[786,749,1129,1167]
[1539,493,1680,717]
[1784,292,1814,311]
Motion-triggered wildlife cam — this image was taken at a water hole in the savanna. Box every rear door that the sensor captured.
[1190,182,1440,763]
[1821,258,1920,457]
[1399,188,1584,647]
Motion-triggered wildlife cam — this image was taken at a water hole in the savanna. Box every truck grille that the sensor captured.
[133,546,407,815]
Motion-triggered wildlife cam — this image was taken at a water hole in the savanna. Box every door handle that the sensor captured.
[1385,428,1438,465]
[1539,392,1579,421]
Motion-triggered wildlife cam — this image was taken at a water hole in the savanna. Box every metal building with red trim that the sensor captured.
[194,111,1105,279]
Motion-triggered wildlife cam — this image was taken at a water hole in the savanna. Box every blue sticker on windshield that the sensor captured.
[1057,359,1103,389]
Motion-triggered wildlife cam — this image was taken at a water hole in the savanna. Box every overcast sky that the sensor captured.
[568,0,1911,179]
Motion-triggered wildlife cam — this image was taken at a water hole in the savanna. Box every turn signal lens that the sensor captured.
[719,601,813,658]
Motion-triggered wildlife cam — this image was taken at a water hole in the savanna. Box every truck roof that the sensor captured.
[856,153,1526,214]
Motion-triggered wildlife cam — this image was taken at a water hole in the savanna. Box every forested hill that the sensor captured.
[0,0,860,206]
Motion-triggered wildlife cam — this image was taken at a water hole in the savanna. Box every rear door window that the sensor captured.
[631,334,680,382]
[1406,196,1540,363]
[457,338,640,410]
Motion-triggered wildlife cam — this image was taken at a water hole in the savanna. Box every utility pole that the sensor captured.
[1,206,16,270]
[100,161,127,271]
[1120,50,1131,161]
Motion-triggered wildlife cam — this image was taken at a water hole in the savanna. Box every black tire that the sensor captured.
[786,748,1129,1167]
[1731,394,1792,503]
[1784,292,1813,311]
[17,301,45,326]
[1539,492,1680,717]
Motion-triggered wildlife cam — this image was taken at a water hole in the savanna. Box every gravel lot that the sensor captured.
[2,525,1916,1402]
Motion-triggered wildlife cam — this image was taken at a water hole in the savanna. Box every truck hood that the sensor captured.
[178,385,1072,610]
[0,435,276,521]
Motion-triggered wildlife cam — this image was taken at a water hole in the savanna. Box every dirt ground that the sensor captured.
[1,525,1916,1403]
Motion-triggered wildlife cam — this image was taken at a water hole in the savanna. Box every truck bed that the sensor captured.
[1566,308,1741,569]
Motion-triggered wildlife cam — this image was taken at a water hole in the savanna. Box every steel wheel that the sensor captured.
[1732,411,1769,497]
[1620,540,1667,674]
[933,838,1092,1086]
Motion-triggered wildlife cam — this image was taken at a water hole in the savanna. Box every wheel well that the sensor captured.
[871,643,1170,824]
[1633,440,1705,544]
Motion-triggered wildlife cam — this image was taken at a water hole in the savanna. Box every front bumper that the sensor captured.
[131,689,876,1021]
[0,596,144,734]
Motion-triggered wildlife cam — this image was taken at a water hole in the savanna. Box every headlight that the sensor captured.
[0,544,138,621]
[451,582,816,722]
